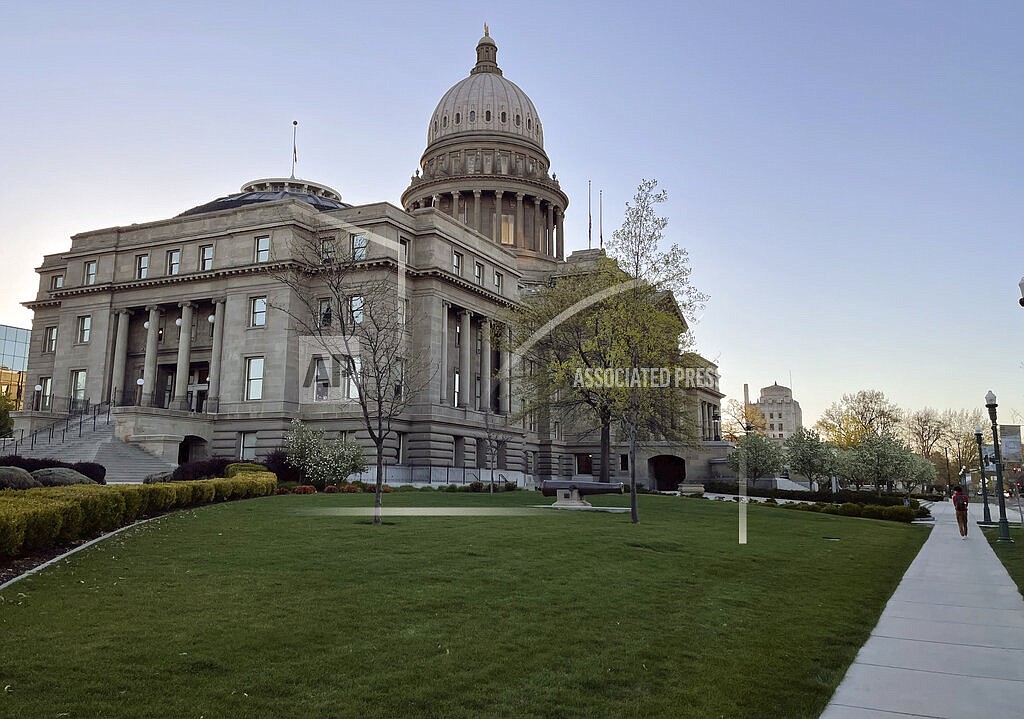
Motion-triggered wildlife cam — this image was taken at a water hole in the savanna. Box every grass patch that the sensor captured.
[0,492,927,718]
[985,525,1024,596]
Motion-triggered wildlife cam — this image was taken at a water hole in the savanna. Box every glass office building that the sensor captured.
[0,324,30,404]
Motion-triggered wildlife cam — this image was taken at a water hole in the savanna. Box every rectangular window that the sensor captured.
[245,357,264,400]
[43,326,57,353]
[452,250,463,276]
[321,236,336,263]
[453,370,461,407]
[249,296,267,327]
[350,295,364,324]
[397,432,405,465]
[254,236,270,263]
[69,369,87,409]
[199,244,214,271]
[239,432,258,461]
[38,376,53,411]
[314,357,330,402]
[620,454,629,471]
[50,274,64,290]
[76,315,91,343]
[347,356,361,399]
[500,214,515,245]
[399,238,409,260]
[351,233,367,260]
[83,260,97,286]
[135,254,149,279]
[166,249,181,276]
[317,298,333,328]
[474,262,483,284]
[493,271,503,292]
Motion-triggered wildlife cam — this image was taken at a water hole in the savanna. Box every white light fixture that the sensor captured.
[976,424,983,435]
[207,314,216,324]
[175,318,182,327]
[136,378,145,387]
[143,321,150,329]
[34,384,42,392]
[986,390,997,406]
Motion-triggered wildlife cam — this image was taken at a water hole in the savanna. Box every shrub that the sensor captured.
[284,419,366,490]
[225,462,266,478]
[443,484,459,492]
[293,485,316,494]
[838,503,862,517]
[261,449,301,484]
[881,505,916,523]
[171,458,233,482]
[340,484,360,493]
[324,484,342,493]
[504,481,519,492]
[469,481,484,493]
[72,462,107,484]
[275,487,293,495]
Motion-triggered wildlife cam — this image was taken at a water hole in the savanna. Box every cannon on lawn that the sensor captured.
[540,480,624,509]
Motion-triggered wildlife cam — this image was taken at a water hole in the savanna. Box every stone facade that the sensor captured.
[753,382,803,444]
[13,31,727,487]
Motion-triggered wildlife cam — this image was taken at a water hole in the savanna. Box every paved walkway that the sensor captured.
[821,500,1024,718]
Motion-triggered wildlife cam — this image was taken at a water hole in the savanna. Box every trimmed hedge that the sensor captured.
[702,481,935,508]
[778,501,918,523]
[0,471,277,558]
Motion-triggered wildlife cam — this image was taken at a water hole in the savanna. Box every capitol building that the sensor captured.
[15,31,727,488]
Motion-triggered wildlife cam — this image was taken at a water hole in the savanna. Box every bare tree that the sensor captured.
[903,407,946,458]
[266,215,431,524]
[721,398,766,442]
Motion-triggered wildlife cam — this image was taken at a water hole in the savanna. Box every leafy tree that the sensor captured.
[602,179,708,523]
[0,393,14,438]
[905,453,938,496]
[850,433,913,495]
[727,432,783,484]
[721,398,766,442]
[285,419,366,491]
[814,390,902,448]
[903,407,946,458]
[784,427,836,492]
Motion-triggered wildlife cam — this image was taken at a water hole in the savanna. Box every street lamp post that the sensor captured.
[985,391,1013,542]
[975,425,993,524]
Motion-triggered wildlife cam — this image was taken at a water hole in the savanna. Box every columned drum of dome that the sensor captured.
[401,30,568,279]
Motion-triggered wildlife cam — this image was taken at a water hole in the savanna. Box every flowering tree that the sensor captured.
[285,419,366,490]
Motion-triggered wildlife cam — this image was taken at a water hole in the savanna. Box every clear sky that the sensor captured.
[2,1,1022,425]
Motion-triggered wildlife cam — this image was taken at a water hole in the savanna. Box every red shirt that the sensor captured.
[953,491,968,511]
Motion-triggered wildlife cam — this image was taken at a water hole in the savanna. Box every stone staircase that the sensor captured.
[2,417,177,484]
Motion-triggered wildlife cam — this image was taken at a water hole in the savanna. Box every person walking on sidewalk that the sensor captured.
[953,485,969,539]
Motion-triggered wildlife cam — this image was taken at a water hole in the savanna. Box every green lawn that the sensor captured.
[985,525,1024,596]
[0,491,927,718]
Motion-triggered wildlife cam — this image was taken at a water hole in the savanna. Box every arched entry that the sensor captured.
[649,455,686,491]
[178,435,209,465]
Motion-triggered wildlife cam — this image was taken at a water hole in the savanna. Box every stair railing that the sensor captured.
[1,400,113,457]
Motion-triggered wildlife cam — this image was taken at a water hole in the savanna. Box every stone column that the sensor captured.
[458,309,472,408]
[109,309,131,405]
[172,301,194,410]
[547,204,555,256]
[440,300,449,404]
[499,324,511,414]
[451,191,460,220]
[143,305,161,407]
[432,194,440,209]
[515,193,525,248]
[555,206,564,260]
[206,298,226,413]
[493,191,504,241]
[533,199,542,251]
[473,190,481,233]
[480,318,491,411]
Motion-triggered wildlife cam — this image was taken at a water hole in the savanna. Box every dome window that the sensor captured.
[500,111,507,123]
[433,120,438,133]
[485,110,492,122]
[527,117,532,130]
[469,110,476,122]
[515,114,521,127]
[443,115,448,128]
[455,112,461,124]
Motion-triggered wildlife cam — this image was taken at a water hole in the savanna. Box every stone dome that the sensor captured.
[426,32,544,150]
[178,177,347,217]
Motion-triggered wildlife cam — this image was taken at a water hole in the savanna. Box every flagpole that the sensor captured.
[588,180,592,249]
[599,189,603,249]
[291,120,298,178]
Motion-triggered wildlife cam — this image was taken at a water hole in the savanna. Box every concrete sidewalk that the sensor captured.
[821,500,1024,718]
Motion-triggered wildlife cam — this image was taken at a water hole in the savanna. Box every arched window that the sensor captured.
[485,110,492,122]
[433,120,437,133]
[469,110,476,122]
[515,114,521,127]
[455,112,461,124]
[443,115,448,128]
[527,117,532,130]
[500,111,507,123]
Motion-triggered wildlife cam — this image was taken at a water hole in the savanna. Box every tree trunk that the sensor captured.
[599,414,611,483]
[373,441,385,526]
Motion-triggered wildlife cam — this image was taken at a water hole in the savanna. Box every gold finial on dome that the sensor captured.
[484,22,489,36]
